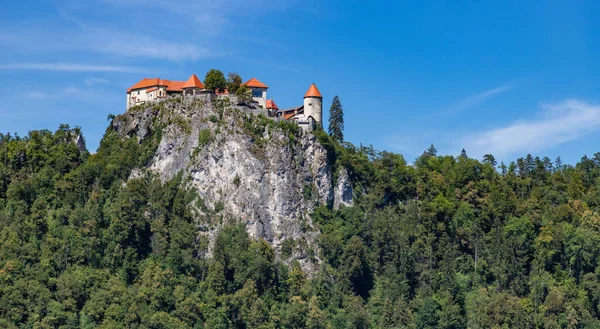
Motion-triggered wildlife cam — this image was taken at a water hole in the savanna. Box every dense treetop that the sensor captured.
[204,69,227,93]
[1,116,600,328]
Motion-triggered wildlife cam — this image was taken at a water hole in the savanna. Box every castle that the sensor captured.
[126,74,323,131]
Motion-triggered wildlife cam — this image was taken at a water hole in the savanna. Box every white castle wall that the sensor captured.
[251,88,267,108]
[303,96,322,125]
[127,86,167,109]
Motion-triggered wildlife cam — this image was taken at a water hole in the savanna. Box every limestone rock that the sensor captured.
[333,168,354,209]
[112,97,349,275]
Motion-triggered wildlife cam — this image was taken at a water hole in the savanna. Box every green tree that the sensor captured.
[5,101,600,328]
[281,296,308,328]
[328,95,344,142]
[415,297,440,329]
[426,144,437,156]
[340,236,372,299]
[483,154,497,167]
[227,72,243,94]
[306,296,327,329]
[204,69,227,92]
[235,85,252,105]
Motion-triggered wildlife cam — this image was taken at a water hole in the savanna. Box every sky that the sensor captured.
[1,0,600,164]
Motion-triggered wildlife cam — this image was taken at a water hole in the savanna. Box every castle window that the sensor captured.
[309,103,312,106]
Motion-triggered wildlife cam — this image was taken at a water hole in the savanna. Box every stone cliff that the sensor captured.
[112,97,353,273]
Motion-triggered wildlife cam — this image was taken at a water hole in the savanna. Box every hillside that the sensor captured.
[114,97,352,273]
[0,98,600,328]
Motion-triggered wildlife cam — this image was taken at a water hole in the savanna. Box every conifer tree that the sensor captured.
[426,144,437,156]
[500,162,507,176]
[543,157,553,172]
[328,95,344,142]
[483,154,497,167]
[555,156,563,172]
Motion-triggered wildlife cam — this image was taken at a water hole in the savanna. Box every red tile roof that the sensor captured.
[127,78,185,92]
[146,87,157,93]
[129,75,271,93]
[266,99,279,110]
[283,112,296,120]
[182,74,204,89]
[127,78,160,92]
[243,77,269,89]
[162,79,184,92]
[304,83,322,98]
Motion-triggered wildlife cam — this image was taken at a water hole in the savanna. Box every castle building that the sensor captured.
[242,78,269,108]
[126,78,185,109]
[126,74,269,110]
[126,75,324,132]
[182,74,208,96]
[303,83,323,125]
[274,83,323,131]
[265,99,279,117]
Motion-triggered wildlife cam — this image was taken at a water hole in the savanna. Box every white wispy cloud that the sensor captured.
[1,0,295,66]
[85,77,110,86]
[454,85,513,112]
[16,86,120,105]
[460,99,600,158]
[0,27,213,62]
[0,63,139,72]
[99,0,294,32]
[92,32,213,61]
[24,92,51,99]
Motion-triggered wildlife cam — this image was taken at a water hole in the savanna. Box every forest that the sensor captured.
[1,122,600,328]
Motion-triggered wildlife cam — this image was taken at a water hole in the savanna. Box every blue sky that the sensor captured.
[1,0,600,164]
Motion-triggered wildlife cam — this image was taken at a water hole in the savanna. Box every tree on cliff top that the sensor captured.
[235,85,252,105]
[227,72,243,94]
[328,95,344,142]
[204,69,227,93]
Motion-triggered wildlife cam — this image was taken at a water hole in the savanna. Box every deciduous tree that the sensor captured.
[204,69,227,92]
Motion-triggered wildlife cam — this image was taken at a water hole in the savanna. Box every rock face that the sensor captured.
[333,168,353,209]
[113,97,351,274]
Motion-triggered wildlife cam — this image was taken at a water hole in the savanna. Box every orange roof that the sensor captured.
[266,99,279,110]
[304,83,322,98]
[146,87,157,93]
[127,78,185,92]
[127,78,160,92]
[182,74,204,89]
[283,112,296,120]
[162,79,185,92]
[243,77,269,89]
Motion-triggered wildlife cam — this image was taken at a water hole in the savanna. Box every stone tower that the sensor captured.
[303,83,323,125]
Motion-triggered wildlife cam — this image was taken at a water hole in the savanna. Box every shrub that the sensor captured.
[235,85,252,105]
[198,129,212,146]
[214,202,224,213]
[281,238,295,258]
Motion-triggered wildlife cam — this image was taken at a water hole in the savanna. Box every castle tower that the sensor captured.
[303,83,323,125]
